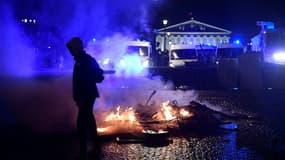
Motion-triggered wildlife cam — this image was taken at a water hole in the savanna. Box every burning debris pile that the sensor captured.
[95,91,249,144]
[96,90,240,145]
[97,106,143,135]
[96,100,195,136]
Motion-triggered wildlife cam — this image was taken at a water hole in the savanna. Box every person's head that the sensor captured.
[66,37,83,57]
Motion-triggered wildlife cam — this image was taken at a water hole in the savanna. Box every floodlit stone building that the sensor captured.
[156,18,231,51]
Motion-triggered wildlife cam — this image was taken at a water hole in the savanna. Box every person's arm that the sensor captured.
[89,58,104,83]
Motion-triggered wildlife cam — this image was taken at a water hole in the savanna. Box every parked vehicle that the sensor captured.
[169,44,216,68]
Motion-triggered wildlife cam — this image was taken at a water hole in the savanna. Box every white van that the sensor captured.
[124,41,152,67]
[169,44,216,68]
[169,45,198,68]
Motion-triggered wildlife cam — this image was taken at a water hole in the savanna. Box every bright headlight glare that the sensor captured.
[273,52,285,61]
[143,60,149,67]
[103,58,110,65]
[120,59,126,67]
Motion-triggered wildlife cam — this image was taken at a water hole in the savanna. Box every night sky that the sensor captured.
[154,0,285,41]
[4,0,285,42]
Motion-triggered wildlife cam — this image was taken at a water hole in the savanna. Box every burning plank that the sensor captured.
[97,100,195,135]
[97,106,143,135]
[97,99,241,137]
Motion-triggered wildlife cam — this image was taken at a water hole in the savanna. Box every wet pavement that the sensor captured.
[99,91,285,160]
[1,90,285,160]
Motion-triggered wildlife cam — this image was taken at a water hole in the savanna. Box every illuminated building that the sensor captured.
[156,18,231,51]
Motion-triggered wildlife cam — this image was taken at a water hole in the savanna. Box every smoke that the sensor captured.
[94,75,199,125]
[0,3,35,76]
[1,0,162,75]
[0,0,232,135]
[0,0,173,133]
[95,76,175,109]
[85,34,150,77]
[0,74,199,134]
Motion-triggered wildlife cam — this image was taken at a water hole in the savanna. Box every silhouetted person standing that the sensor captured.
[66,37,104,160]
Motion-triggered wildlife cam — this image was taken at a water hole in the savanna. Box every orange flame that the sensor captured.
[97,126,111,133]
[105,106,137,123]
[161,101,177,120]
[179,108,193,118]
[97,101,194,135]
[97,106,141,135]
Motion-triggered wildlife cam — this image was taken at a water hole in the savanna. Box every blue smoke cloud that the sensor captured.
[0,3,35,76]
[1,0,164,76]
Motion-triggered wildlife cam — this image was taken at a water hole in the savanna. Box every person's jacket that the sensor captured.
[73,51,104,102]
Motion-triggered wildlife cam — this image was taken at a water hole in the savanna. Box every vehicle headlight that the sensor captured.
[273,52,285,62]
[120,59,126,67]
[142,60,149,67]
[103,58,110,65]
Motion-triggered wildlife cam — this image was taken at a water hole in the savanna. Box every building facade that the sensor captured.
[156,18,232,51]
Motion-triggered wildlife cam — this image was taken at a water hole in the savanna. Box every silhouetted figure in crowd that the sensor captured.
[66,37,104,160]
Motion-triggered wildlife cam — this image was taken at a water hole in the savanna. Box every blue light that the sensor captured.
[219,122,238,130]
[116,54,145,77]
[268,25,274,29]
[267,22,275,29]
[234,40,240,45]
[92,37,96,42]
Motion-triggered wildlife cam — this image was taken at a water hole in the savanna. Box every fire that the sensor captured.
[97,106,141,135]
[153,101,194,121]
[152,101,178,121]
[105,106,137,123]
[97,126,111,133]
[179,108,193,118]
[161,101,177,120]
[97,101,194,135]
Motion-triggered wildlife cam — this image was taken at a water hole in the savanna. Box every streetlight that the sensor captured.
[162,19,168,52]
[163,19,168,26]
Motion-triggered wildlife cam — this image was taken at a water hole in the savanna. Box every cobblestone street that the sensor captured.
[98,91,285,160]
[2,89,285,160]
